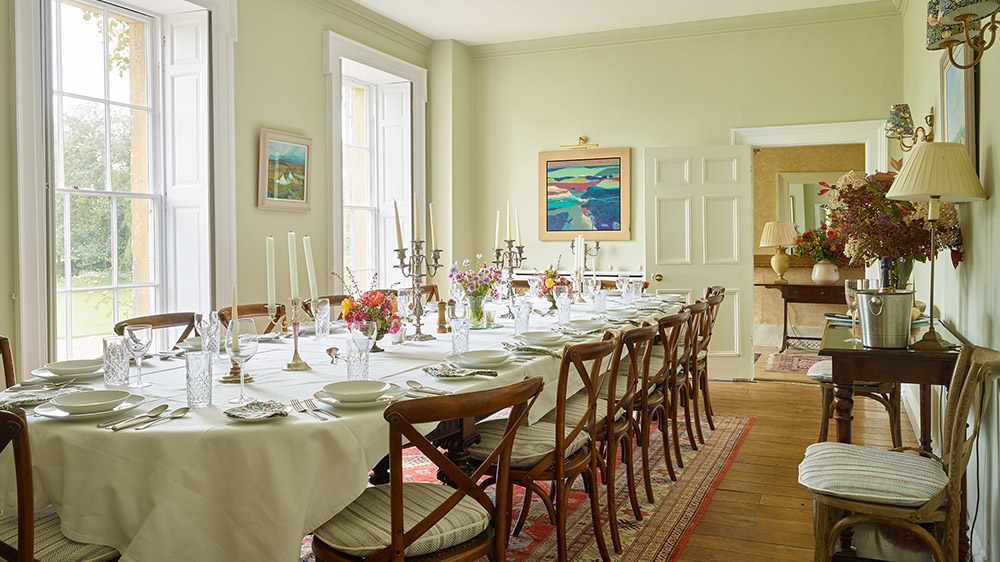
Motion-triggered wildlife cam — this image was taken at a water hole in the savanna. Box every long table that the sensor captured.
[0,301,669,562]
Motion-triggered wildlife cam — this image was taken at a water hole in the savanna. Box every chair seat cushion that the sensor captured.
[469,418,588,469]
[806,360,884,387]
[798,442,948,507]
[538,390,627,428]
[313,483,490,557]
[0,506,119,562]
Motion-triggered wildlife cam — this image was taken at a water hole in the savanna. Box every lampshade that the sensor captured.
[940,0,1000,24]
[886,142,987,202]
[759,221,798,248]
[928,0,982,50]
[885,104,915,138]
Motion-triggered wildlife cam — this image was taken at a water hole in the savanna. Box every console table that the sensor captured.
[756,283,845,352]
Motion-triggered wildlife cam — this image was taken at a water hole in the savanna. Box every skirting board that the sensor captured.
[753,324,825,349]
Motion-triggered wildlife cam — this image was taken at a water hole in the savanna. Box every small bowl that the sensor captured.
[322,381,391,403]
[566,320,605,332]
[607,310,638,320]
[50,390,131,414]
[519,331,563,345]
[44,359,104,376]
[456,350,511,366]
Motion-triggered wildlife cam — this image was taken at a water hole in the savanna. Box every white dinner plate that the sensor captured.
[30,368,105,383]
[453,350,511,366]
[445,354,511,369]
[314,384,407,409]
[514,334,572,348]
[44,359,103,376]
[33,395,146,421]
[177,341,202,351]
[565,319,606,332]
[606,310,639,320]
[605,290,622,297]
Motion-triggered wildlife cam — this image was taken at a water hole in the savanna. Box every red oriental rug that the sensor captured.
[301,414,754,561]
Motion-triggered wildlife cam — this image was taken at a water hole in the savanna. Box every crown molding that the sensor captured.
[299,0,432,61]
[471,0,904,60]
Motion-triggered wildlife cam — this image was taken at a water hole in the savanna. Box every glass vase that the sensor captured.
[468,294,487,329]
[879,257,914,290]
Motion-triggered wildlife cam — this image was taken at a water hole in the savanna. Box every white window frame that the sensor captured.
[341,77,379,286]
[13,0,238,371]
[324,31,427,294]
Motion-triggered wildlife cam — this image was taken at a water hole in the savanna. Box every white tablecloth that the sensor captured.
[0,301,671,562]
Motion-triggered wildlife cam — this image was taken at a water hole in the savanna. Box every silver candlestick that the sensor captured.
[570,239,600,303]
[282,298,311,371]
[493,239,526,319]
[394,240,443,341]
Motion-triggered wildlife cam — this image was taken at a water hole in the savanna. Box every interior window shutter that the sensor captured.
[162,10,211,313]
[378,81,411,288]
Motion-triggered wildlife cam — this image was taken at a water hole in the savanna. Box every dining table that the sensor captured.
[0,297,678,562]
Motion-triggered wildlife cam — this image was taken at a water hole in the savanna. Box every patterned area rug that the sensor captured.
[763,352,826,375]
[300,415,754,561]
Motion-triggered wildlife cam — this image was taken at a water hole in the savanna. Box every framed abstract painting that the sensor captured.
[258,128,312,211]
[537,147,631,241]
[940,45,977,167]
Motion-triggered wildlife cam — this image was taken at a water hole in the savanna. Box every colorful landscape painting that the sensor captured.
[546,157,621,232]
[266,139,308,201]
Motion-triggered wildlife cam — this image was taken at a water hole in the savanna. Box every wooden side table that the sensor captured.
[756,283,846,351]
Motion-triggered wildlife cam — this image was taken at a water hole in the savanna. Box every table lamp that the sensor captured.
[886,142,987,351]
[759,221,799,284]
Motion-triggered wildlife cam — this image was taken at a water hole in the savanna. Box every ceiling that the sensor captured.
[351,0,882,46]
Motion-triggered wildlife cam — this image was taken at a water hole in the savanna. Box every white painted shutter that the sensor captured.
[378,81,412,288]
[162,10,211,313]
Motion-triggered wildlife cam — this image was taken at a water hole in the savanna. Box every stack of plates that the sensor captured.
[35,390,145,420]
[606,309,639,321]
[516,331,571,347]
[314,381,406,409]
[447,350,511,368]
[30,359,105,383]
[177,337,202,351]
[565,319,606,333]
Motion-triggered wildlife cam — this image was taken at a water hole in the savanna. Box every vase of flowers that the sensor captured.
[822,168,964,290]
[449,260,502,328]
[792,225,848,285]
[337,272,402,353]
[537,265,572,310]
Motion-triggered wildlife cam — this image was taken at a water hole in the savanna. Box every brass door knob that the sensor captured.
[653,274,663,282]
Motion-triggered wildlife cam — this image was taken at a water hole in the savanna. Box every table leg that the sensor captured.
[919,384,933,453]
[369,455,390,486]
[833,381,856,554]
[781,299,789,352]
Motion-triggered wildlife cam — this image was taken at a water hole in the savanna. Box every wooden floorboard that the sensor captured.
[680,380,919,561]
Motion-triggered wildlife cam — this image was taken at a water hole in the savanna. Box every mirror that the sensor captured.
[775,172,844,234]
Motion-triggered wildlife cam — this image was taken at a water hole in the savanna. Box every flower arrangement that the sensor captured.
[449,259,502,298]
[792,225,848,265]
[336,271,401,338]
[537,264,572,308]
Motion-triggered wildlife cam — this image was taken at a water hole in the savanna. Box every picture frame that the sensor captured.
[258,128,312,211]
[538,147,631,241]
[939,44,977,167]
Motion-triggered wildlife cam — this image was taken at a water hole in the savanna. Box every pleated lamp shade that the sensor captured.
[759,221,798,248]
[887,142,987,202]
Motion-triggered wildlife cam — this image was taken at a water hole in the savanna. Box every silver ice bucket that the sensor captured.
[856,289,914,349]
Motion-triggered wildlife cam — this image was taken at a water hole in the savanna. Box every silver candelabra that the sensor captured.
[493,239,526,319]
[394,240,443,341]
[570,239,600,302]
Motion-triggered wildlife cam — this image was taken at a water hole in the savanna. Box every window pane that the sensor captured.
[348,85,367,147]
[343,147,370,206]
[118,286,155,321]
[69,194,113,288]
[343,208,377,276]
[71,289,115,359]
[110,105,150,193]
[55,194,68,289]
[61,97,107,191]
[117,197,154,284]
[55,291,68,359]
[59,1,105,99]
[107,13,148,106]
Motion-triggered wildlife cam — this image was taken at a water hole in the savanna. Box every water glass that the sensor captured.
[553,286,571,327]
[451,318,471,355]
[195,312,220,356]
[124,324,153,388]
[226,318,258,405]
[185,352,213,408]
[103,336,130,387]
[514,299,531,335]
[345,341,371,381]
[594,290,607,314]
[630,280,644,300]
[615,274,630,293]
[315,298,331,340]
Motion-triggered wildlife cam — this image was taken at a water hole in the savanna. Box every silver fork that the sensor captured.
[304,398,339,419]
[291,398,324,421]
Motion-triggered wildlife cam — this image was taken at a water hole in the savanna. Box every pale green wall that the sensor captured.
[901,1,1000,558]
[2,0,17,362]
[470,17,903,271]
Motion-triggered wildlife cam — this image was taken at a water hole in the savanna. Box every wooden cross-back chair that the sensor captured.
[470,336,618,562]
[599,279,650,291]
[217,304,285,334]
[679,301,709,448]
[0,408,121,562]
[1,336,16,389]
[419,284,440,304]
[800,345,999,561]
[311,377,544,562]
[303,296,348,319]
[637,310,690,495]
[704,285,726,299]
[113,313,198,349]
[693,292,726,432]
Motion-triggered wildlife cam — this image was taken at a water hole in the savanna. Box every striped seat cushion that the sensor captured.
[538,390,626,427]
[313,483,490,557]
[0,506,119,562]
[468,418,588,469]
[798,442,948,507]
[806,360,883,386]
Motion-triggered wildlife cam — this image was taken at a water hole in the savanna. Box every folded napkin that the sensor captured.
[422,365,498,378]
[502,342,561,358]
[558,327,605,337]
[0,387,91,410]
[224,400,289,420]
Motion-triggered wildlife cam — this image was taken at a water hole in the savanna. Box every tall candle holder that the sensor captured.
[394,240,443,341]
[570,239,600,303]
[282,298,311,371]
[493,239,526,319]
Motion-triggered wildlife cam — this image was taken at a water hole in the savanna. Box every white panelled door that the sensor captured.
[644,145,754,380]
[377,81,411,289]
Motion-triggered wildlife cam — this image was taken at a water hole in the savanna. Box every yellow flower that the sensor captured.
[341,298,352,317]
[545,278,555,288]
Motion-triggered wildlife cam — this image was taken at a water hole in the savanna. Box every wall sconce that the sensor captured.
[927,0,998,69]
[885,104,934,151]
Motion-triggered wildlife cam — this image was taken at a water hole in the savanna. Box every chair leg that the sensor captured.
[605,436,622,553]
[621,433,643,520]
[690,378,705,444]
[819,386,832,443]
[889,385,903,449]
[555,478,569,562]
[512,484,534,536]
[681,386,698,450]
[670,385,685,467]
[701,370,716,431]
[657,407,677,482]
[584,458,612,562]
[813,499,835,562]
[639,411,655,502]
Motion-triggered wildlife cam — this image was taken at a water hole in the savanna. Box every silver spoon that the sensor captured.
[110,404,169,431]
[405,380,449,395]
[99,403,169,429]
[135,407,190,430]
